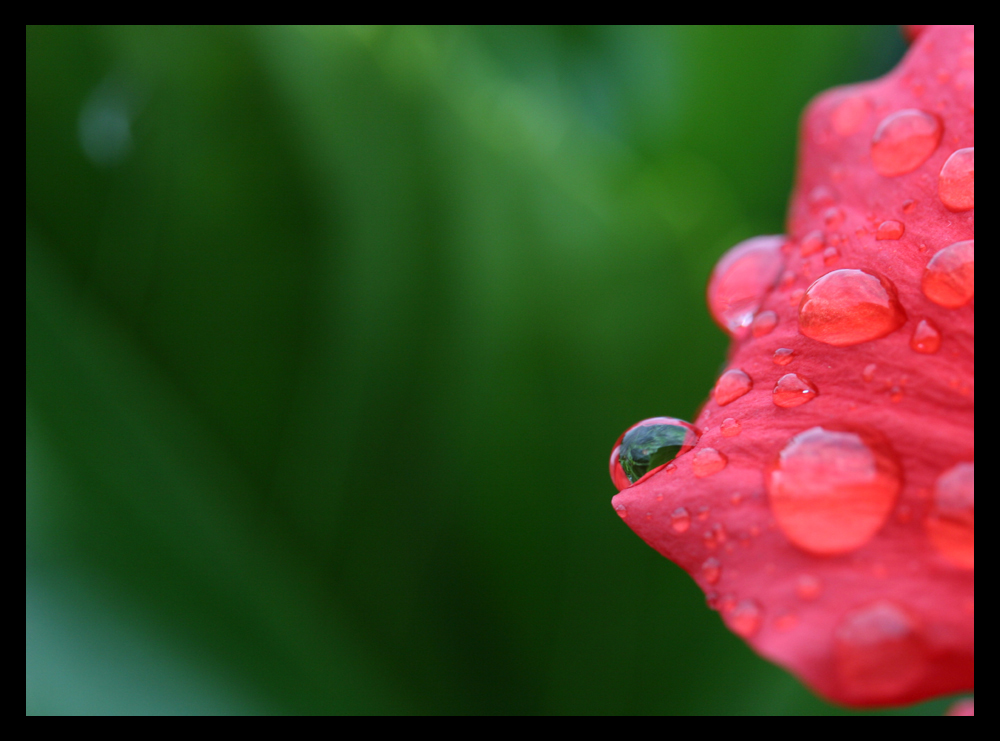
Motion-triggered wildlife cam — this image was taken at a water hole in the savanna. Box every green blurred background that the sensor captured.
[27,25,953,715]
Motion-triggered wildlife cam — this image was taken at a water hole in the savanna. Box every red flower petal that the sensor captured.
[611,25,973,707]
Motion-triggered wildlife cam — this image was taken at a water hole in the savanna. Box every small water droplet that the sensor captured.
[767,426,901,555]
[714,369,752,406]
[799,269,907,346]
[614,503,628,519]
[773,373,818,408]
[751,310,778,337]
[831,95,870,136]
[772,347,795,366]
[670,507,690,533]
[922,240,974,308]
[902,199,917,214]
[800,230,824,256]
[774,612,799,632]
[926,462,974,569]
[938,147,974,211]
[910,318,941,354]
[727,599,762,638]
[834,601,926,702]
[796,574,822,601]
[701,557,721,585]
[610,417,700,490]
[703,523,726,549]
[822,206,844,228]
[707,235,786,334]
[696,506,710,522]
[862,364,877,382]
[870,109,942,177]
[822,246,840,266]
[692,448,728,478]
[807,186,836,211]
[720,418,742,437]
[875,220,905,240]
[729,492,743,505]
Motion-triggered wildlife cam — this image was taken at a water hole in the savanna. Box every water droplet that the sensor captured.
[862,364,877,382]
[807,186,836,211]
[822,246,840,266]
[701,558,721,585]
[703,523,726,549]
[720,418,741,437]
[773,373,818,408]
[696,506,710,522]
[614,503,628,519]
[822,207,844,228]
[800,230,824,256]
[910,318,941,354]
[774,612,799,632]
[831,95,870,136]
[938,147,974,211]
[751,310,778,337]
[798,269,907,346]
[922,240,974,308]
[767,426,901,555]
[870,109,943,177]
[727,599,762,638]
[772,347,795,366]
[610,417,700,489]
[902,199,917,214]
[926,462,974,569]
[834,601,926,702]
[714,369,752,406]
[670,507,690,533]
[875,220,905,240]
[707,235,785,334]
[692,448,728,478]
[795,574,822,601]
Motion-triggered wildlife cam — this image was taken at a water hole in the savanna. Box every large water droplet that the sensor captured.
[798,269,907,346]
[834,601,926,702]
[938,147,974,211]
[610,417,699,490]
[707,236,785,334]
[692,448,727,478]
[922,240,974,308]
[715,369,752,406]
[870,109,942,177]
[767,426,901,555]
[926,462,974,569]
[910,318,941,354]
[773,373,818,408]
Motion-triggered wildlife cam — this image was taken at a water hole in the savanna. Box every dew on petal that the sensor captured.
[720,417,741,437]
[707,235,786,334]
[670,507,691,533]
[701,557,721,585]
[926,462,974,569]
[938,147,974,211]
[862,364,877,382]
[875,220,904,240]
[798,269,907,346]
[610,417,700,489]
[767,426,901,555]
[614,503,628,519]
[727,599,762,638]
[831,95,870,136]
[795,574,822,601]
[751,310,778,337]
[772,347,795,366]
[834,601,926,702]
[870,109,942,177]
[715,369,753,406]
[800,230,824,256]
[922,240,974,308]
[773,373,818,408]
[692,448,727,478]
[910,318,941,354]
[822,246,840,266]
